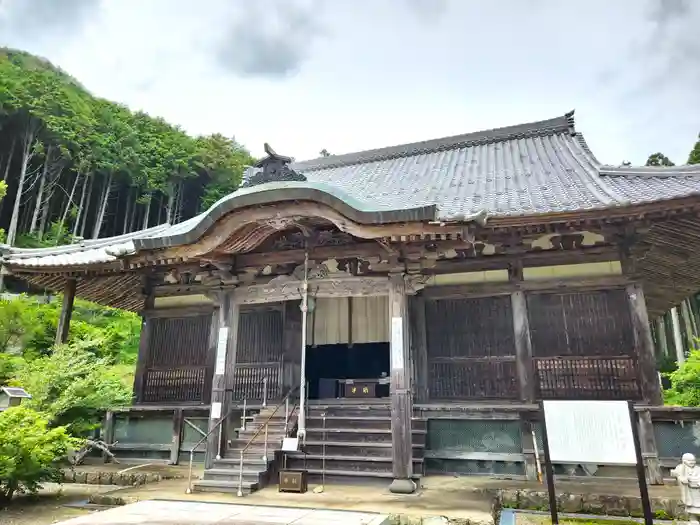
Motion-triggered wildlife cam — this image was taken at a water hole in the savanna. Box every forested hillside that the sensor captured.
[0,48,253,252]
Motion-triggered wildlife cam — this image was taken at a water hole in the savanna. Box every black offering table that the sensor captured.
[339,377,390,398]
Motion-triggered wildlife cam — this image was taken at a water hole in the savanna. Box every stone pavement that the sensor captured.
[55,499,389,524]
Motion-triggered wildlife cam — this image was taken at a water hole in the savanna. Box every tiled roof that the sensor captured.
[3,111,700,269]
[0,224,172,268]
[291,111,700,220]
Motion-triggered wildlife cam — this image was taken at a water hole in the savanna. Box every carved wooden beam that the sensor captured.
[132,202,466,263]
[233,274,391,304]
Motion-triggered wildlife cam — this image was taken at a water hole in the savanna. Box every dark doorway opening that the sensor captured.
[306,342,390,400]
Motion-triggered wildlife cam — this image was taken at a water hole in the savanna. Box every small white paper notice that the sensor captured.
[215,327,229,375]
[391,316,404,369]
[543,400,636,465]
[210,402,222,419]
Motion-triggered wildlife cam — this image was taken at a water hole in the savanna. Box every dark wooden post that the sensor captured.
[512,291,535,402]
[627,283,663,405]
[102,411,115,463]
[637,407,663,485]
[170,408,184,465]
[410,295,429,404]
[206,291,239,468]
[388,273,415,494]
[55,278,77,345]
[132,282,155,404]
[520,418,539,481]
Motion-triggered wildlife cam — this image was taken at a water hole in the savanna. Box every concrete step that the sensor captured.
[228,437,285,449]
[203,468,265,484]
[213,457,271,469]
[193,479,258,495]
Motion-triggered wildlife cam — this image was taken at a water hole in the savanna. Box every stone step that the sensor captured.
[193,479,258,495]
[300,441,424,459]
[203,468,266,484]
[213,458,271,469]
[228,438,285,449]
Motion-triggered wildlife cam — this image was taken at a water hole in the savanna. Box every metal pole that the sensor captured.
[241,399,247,431]
[262,377,268,408]
[298,249,309,442]
[284,396,289,435]
[216,422,223,460]
[263,424,269,462]
[237,450,244,497]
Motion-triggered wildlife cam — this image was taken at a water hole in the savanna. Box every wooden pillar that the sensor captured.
[206,291,239,468]
[55,278,77,345]
[410,295,429,404]
[388,274,415,494]
[102,411,115,463]
[132,283,155,404]
[637,408,663,485]
[627,283,663,405]
[170,408,184,465]
[655,316,669,357]
[511,291,535,402]
[671,307,685,365]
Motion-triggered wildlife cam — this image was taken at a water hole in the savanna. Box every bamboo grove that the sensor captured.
[0,48,254,252]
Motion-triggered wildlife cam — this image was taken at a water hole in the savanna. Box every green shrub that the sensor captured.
[12,340,132,435]
[665,348,700,406]
[0,406,79,505]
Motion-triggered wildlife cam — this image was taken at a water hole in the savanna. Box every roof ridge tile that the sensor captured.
[293,113,574,172]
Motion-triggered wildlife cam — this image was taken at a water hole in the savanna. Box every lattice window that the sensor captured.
[527,289,634,358]
[425,296,517,399]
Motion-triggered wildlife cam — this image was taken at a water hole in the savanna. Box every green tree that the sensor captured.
[0,180,5,242]
[689,134,700,165]
[664,348,700,406]
[0,296,39,355]
[645,152,675,166]
[12,340,132,434]
[0,406,78,505]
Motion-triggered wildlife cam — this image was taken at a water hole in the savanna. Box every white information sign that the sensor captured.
[543,400,636,465]
[215,327,229,375]
[390,317,404,369]
[210,401,222,419]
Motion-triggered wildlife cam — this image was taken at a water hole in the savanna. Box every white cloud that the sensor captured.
[0,0,698,165]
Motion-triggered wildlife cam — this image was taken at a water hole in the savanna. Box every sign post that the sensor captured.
[539,400,653,525]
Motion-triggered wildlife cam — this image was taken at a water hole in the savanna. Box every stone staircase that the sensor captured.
[193,405,295,495]
[284,404,426,485]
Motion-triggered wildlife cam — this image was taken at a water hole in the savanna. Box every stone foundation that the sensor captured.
[496,488,679,520]
[62,468,185,487]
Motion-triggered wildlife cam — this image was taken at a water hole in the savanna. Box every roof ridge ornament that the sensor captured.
[241,143,307,188]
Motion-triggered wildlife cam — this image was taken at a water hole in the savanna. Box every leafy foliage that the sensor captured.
[0,295,138,434]
[0,406,79,504]
[664,347,700,406]
[0,47,254,252]
[690,134,700,165]
[0,297,39,355]
[11,341,132,435]
[645,152,675,166]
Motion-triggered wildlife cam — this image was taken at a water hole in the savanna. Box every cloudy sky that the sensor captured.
[0,0,698,165]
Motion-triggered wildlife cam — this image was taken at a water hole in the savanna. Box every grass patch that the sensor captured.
[516,515,644,525]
